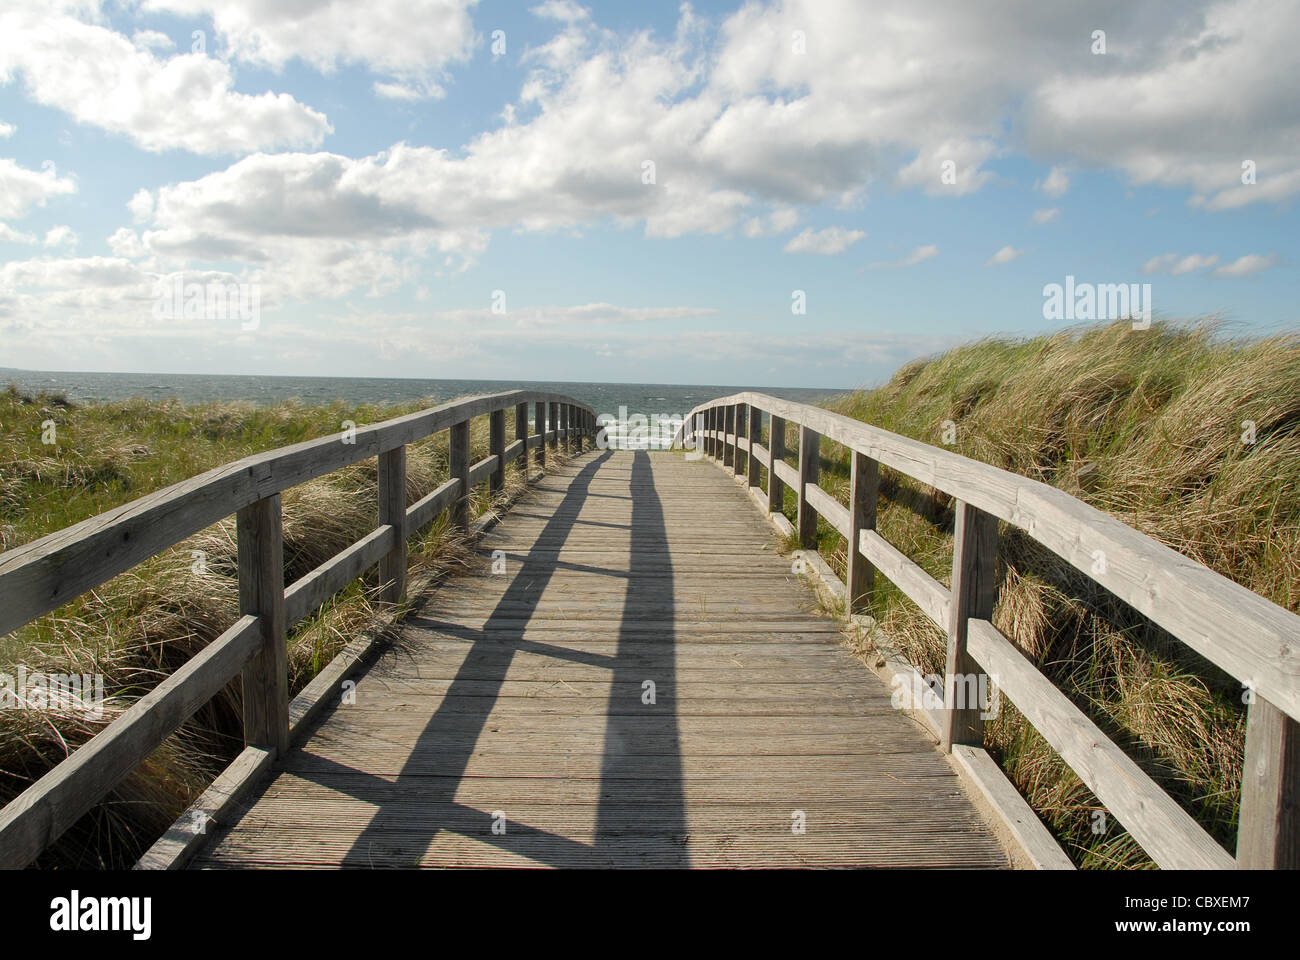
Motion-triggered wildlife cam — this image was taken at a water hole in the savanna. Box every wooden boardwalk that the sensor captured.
[194,450,1007,868]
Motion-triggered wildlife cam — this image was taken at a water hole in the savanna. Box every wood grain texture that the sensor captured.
[847,453,880,616]
[1237,696,1300,868]
[0,615,262,869]
[194,451,1007,870]
[797,426,820,549]
[966,618,1234,869]
[377,446,407,604]
[942,501,998,752]
[238,495,289,754]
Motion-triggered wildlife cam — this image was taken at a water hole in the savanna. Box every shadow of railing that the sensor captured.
[297,448,687,866]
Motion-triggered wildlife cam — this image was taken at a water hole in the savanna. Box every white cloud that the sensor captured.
[782,226,865,255]
[1024,0,1300,209]
[144,0,479,99]
[743,207,799,238]
[108,227,147,259]
[0,121,14,138]
[1036,166,1070,197]
[897,139,998,196]
[984,245,1022,266]
[43,225,78,249]
[0,158,76,219]
[1143,252,1220,275]
[1031,207,1060,224]
[131,30,175,53]
[1214,253,1278,277]
[0,221,36,244]
[0,4,331,155]
[531,1,591,23]
[869,244,939,270]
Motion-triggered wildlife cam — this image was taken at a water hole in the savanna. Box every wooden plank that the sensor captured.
[847,453,880,615]
[1237,696,1300,868]
[237,495,288,754]
[797,425,820,549]
[942,501,998,752]
[407,478,459,533]
[771,457,799,493]
[860,530,951,628]
[467,454,500,490]
[135,746,274,870]
[450,420,470,531]
[681,392,1300,724]
[377,445,407,603]
[0,614,262,869]
[966,617,1235,869]
[805,483,849,539]
[284,524,397,627]
[951,744,1075,870]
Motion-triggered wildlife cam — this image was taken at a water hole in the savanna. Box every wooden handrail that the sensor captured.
[676,392,1300,869]
[0,390,595,868]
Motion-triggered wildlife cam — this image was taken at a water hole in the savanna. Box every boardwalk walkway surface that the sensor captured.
[195,450,1007,868]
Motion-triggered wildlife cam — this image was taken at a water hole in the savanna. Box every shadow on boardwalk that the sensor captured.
[317,450,687,866]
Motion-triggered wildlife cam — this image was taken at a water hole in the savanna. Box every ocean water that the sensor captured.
[0,369,849,446]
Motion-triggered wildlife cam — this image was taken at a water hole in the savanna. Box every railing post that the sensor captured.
[549,402,558,452]
[735,403,747,478]
[489,407,505,498]
[237,494,288,754]
[942,500,999,753]
[1237,697,1300,868]
[560,404,570,454]
[377,445,408,603]
[515,402,529,481]
[450,419,470,532]
[710,407,719,461]
[768,415,786,514]
[747,406,762,489]
[847,452,880,615]
[723,405,735,469]
[797,425,820,549]
[535,400,546,471]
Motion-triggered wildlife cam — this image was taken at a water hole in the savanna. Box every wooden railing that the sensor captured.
[0,391,596,869]
[677,392,1300,870]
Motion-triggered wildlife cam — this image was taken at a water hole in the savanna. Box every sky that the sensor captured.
[0,0,1296,390]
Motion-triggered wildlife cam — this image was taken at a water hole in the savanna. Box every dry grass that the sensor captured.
[0,388,566,867]
[783,318,1298,867]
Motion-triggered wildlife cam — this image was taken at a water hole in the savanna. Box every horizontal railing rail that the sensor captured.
[0,390,596,869]
[675,391,1299,870]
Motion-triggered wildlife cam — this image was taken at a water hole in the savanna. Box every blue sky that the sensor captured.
[0,0,1295,389]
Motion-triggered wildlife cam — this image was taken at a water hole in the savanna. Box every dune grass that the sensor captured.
[764,318,1299,867]
[0,386,554,868]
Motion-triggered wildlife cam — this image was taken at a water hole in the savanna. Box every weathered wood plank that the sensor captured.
[377,445,407,603]
[847,453,880,615]
[284,524,397,627]
[1237,697,1300,868]
[942,501,998,752]
[238,496,288,754]
[0,615,262,869]
[966,618,1234,869]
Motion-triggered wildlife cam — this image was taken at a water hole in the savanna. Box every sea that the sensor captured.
[1,369,852,448]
